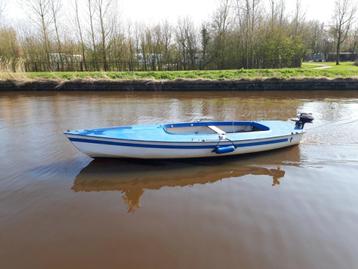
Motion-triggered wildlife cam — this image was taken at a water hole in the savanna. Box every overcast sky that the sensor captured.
[4,0,336,26]
[120,0,336,24]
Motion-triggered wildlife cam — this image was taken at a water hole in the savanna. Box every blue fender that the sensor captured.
[214,145,236,154]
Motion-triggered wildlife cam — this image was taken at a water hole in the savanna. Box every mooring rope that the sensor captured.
[307,117,358,132]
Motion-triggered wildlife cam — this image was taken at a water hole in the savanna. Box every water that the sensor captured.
[1,91,358,269]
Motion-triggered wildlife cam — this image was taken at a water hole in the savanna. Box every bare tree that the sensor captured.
[139,26,152,70]
[292,0,305,37]
[162,21,172,68]
[74,0,87,70]
[96,0,115,71]
[152,25,164,70]
[87,0,97,67]
[235,0,262,68]
[350,27,358,54]
[332,0,357,65]
[269,0,276,29]
[26,0,52,67]
[212,0,231,68]
[268,0,286,28]
[176,18,198,69]
[49,0,63,69]
[200,24,210,69]
[244,0,251,68]
[249,0,261,67]
[0,27,20,72]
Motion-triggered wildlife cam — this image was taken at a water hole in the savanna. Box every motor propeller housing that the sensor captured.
[294,113,314,129]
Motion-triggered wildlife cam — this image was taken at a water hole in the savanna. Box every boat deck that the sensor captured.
[65,121,299,143]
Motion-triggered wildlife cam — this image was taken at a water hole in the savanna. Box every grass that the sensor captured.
[1,62,358,81]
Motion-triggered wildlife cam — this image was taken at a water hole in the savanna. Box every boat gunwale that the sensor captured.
[67,136,292,149]
[64,132,303,145]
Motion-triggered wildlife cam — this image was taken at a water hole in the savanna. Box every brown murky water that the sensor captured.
[1,91,358,269]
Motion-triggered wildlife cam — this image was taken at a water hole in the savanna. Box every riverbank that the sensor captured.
[2,77,358,91]
[1,62,358,91]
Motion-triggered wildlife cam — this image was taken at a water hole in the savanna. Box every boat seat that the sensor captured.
[208,126,226,136]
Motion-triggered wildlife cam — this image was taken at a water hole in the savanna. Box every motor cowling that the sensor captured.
[295,113,314,129]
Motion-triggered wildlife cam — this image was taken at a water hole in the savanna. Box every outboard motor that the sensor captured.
[294,113,314,129]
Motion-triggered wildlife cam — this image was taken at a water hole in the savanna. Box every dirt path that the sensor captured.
[313,65,332,70]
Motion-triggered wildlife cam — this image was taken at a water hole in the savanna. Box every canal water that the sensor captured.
[1,91,358,269]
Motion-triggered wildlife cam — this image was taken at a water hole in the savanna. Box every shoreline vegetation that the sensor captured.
[1,62,358,81]
[1,62,358,91]
[1,0,357,77]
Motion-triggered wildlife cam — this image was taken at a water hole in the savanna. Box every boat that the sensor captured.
[64,113,313,159]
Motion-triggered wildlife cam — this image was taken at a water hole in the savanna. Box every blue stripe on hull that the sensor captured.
[68,137,289,149]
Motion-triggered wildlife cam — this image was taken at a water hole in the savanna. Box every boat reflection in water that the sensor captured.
[73,147,300,212]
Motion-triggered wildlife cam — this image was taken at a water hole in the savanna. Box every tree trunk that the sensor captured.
[75,0,87,70]
[99,7,108,71]
[336,34,341,65]
[50,0,63,70]
[40,13,50,70]
[88,0,97,70]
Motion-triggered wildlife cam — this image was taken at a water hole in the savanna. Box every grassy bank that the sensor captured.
[1,62,358,81]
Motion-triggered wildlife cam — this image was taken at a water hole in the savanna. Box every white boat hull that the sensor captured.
[66,133,303,159]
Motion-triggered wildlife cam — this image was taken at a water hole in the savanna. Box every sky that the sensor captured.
[119,0,336,24]
[4,0,336,26]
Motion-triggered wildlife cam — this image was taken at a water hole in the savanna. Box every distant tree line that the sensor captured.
[0,0,357,72]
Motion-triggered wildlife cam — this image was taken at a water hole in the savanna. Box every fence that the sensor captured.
[23,60,213,72]
[23,59,302,72]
